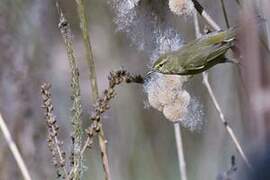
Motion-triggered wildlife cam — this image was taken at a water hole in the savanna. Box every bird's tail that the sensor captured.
[224,27,238,41]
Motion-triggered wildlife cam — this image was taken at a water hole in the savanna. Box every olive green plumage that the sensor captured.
[152,28,237,75]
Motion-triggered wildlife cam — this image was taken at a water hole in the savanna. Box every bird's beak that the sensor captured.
[144,70,155,79]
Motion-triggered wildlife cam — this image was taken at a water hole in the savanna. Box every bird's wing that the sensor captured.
[182,41,232,71]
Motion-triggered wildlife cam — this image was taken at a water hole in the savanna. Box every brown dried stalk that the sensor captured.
[85,69,143,149]
[73,0,110,179]
[74,0,99,102]
[68,70,144,176]
[174,123,187,180]
[219,0,230,28]
[191,5,252,169]
[56,2,83,179]
[41,83,68,179]
[0,113,32,180]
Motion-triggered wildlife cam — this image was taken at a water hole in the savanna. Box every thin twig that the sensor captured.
[202,74,252,169]
[56,2,82,178]
[0,113,32,180]
[191,0,221,31]
[191,5,252,169]
[74,0,111,179]
[69,70,144,178]
[220,0,230,28]
[74,0,99,101]
[194,0,270,54]
[174,123,187,180]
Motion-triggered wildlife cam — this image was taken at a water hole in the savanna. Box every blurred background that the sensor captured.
[0,0,269,179]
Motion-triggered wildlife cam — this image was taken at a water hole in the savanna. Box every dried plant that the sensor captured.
[190,1,252,169]
[0,113,32,180]
[38,0,267,179]
[41,70,143,179]
[82,70,144,154]
[41,83,68,179]
[74,0,110,178]
[40,1,144,179]
[56,3,83,178]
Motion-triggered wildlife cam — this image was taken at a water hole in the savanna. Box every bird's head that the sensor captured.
[152,55,171,74]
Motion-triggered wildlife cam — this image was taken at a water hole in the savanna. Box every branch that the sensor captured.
[202,74,252,169]
[0,113,32,180]
[74,0,99,101]
[70,70,144,178]
[74,0,111,179]
[191,6,252,169]
[174,123,187,180]
[191,0,221,31]
[220,0,230,28]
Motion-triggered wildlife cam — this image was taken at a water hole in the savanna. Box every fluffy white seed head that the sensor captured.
[145,73,190,122]
[163,90,190,122]
[158,75,188,105]
[168,0,194,16]
[147,87,164,111]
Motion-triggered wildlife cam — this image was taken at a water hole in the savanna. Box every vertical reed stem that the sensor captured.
[56,3,83,178]
[174,123,187,180]
[74,0,111,179]
[220,0,230,28]
[75,0,99,101]
[191,5,252,169]
[0,113,32,180]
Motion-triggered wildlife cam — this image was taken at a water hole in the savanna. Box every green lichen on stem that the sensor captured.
[56,3,82,179]
[74,0,111,179]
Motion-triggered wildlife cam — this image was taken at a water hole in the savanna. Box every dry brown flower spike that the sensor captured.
[41,83,68,179]
[84,70,144,149]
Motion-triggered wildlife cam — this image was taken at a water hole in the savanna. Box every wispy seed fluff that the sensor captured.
[169,0,194,16]
[145,73,190,123]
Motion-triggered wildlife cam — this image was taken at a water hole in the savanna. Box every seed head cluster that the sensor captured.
[145,74,190,123]
[41,71,144,177]
[85,70,144,148]
[41,83,68,178]
[169,0,194,16]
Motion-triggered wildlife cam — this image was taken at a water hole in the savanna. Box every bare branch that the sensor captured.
[174,123,187,180]
[192,6,252,169]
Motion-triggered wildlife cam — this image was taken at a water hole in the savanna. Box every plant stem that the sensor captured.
[192,6,252,169]
[174,123,187,180]
[74,0,111,180]
[202,74,252,169]
[191,0,221,31]
[220,0,230,28]
[41,83,69,179]
[0,113,32,180]
[75,0,99,101]
[56,3,82,179]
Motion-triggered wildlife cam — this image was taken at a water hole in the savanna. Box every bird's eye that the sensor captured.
[158,63,164,68]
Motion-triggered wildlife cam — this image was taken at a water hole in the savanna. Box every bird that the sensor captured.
[151,27,237,76]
